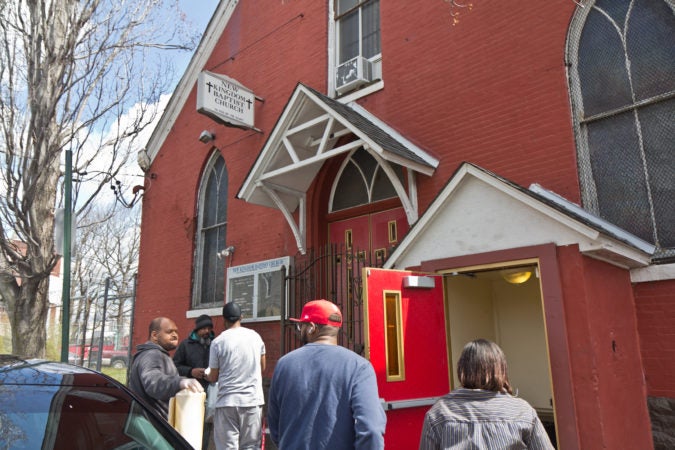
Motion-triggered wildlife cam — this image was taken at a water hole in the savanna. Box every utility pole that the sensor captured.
[95,278,110,371]
[60,149,72,362]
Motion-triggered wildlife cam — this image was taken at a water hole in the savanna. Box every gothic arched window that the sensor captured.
[330,147,404,212]
[567,0,675,258]
[192,152,228,308]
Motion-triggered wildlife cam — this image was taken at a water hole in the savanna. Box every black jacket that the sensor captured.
[173,330,214,389]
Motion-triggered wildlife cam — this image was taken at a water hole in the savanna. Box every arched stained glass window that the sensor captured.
[568,0,675,258]
[330,147,403,212]
[193,152,228,308]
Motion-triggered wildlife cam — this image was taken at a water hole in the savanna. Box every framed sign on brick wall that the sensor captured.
[226,256,291,321]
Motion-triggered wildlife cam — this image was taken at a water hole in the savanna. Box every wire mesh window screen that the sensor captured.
[569,0,675,257]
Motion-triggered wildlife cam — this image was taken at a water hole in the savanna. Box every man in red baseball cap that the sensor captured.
[289,299,343,341]
[267,299,386,449]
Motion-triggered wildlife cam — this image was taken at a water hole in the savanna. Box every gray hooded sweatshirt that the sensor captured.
[128,341,183,419]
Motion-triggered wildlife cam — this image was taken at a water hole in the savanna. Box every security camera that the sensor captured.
[217,246,235,259]
[199,130,215,143]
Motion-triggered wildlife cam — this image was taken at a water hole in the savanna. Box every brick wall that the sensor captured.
[634,279,675,398]
[135,1,585,350]
[370,1,580,211]
[557,246,653,449]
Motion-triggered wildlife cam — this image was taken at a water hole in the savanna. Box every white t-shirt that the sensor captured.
[209,326,266,407]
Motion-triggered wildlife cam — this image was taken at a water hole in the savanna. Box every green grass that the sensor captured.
[100,366,128,385]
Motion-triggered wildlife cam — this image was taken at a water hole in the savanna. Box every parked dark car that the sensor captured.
[0,355,192,449]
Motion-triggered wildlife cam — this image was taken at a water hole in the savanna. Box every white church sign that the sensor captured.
[197,71,255,129]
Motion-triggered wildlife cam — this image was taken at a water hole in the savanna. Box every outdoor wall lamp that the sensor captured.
[217,245,235,259]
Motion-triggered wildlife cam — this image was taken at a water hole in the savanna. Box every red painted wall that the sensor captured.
[135,0,329,351]
[136,1,584,345]
[368,0,581,212]
[556,246,653,449]
[634,279,675,398]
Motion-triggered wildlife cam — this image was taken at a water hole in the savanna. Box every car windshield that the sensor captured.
[0,384,177,450]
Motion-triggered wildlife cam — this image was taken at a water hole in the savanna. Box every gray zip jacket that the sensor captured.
[128,341,183,419]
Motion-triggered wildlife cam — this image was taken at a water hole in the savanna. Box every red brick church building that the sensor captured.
[134,1,675,448]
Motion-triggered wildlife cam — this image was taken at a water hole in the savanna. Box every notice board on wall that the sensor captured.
[227,256,291,321]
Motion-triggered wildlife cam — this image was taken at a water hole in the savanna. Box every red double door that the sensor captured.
[328,209,408,264]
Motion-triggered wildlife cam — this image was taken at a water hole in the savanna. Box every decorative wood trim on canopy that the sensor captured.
[237,83,439,254]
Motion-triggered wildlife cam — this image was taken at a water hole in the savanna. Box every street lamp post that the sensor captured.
[60,149,72,363]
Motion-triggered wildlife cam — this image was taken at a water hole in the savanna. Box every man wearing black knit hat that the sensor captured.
[173,314,216,449]
[173,314,215,390]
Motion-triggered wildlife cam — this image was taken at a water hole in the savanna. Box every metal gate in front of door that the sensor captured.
[281,243,386,356]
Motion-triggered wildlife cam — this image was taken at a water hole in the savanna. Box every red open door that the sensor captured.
[363,268,450,450]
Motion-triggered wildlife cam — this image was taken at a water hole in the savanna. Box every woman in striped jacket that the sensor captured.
[419,339,555,450]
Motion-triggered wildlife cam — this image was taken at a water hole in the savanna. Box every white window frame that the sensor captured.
[190,151,228,311]
[328,0,383,98]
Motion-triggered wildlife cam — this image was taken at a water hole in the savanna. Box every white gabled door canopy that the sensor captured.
[385,162,655,271]
[237,83,439,254]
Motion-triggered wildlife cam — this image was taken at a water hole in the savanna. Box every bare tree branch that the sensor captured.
[69,205,140,352]
[0,0,194,357]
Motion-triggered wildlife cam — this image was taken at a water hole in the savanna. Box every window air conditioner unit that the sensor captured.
[335,56,373,95]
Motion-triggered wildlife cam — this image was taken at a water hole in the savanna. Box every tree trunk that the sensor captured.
[0,0,181,358]
[9,277,50,357]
